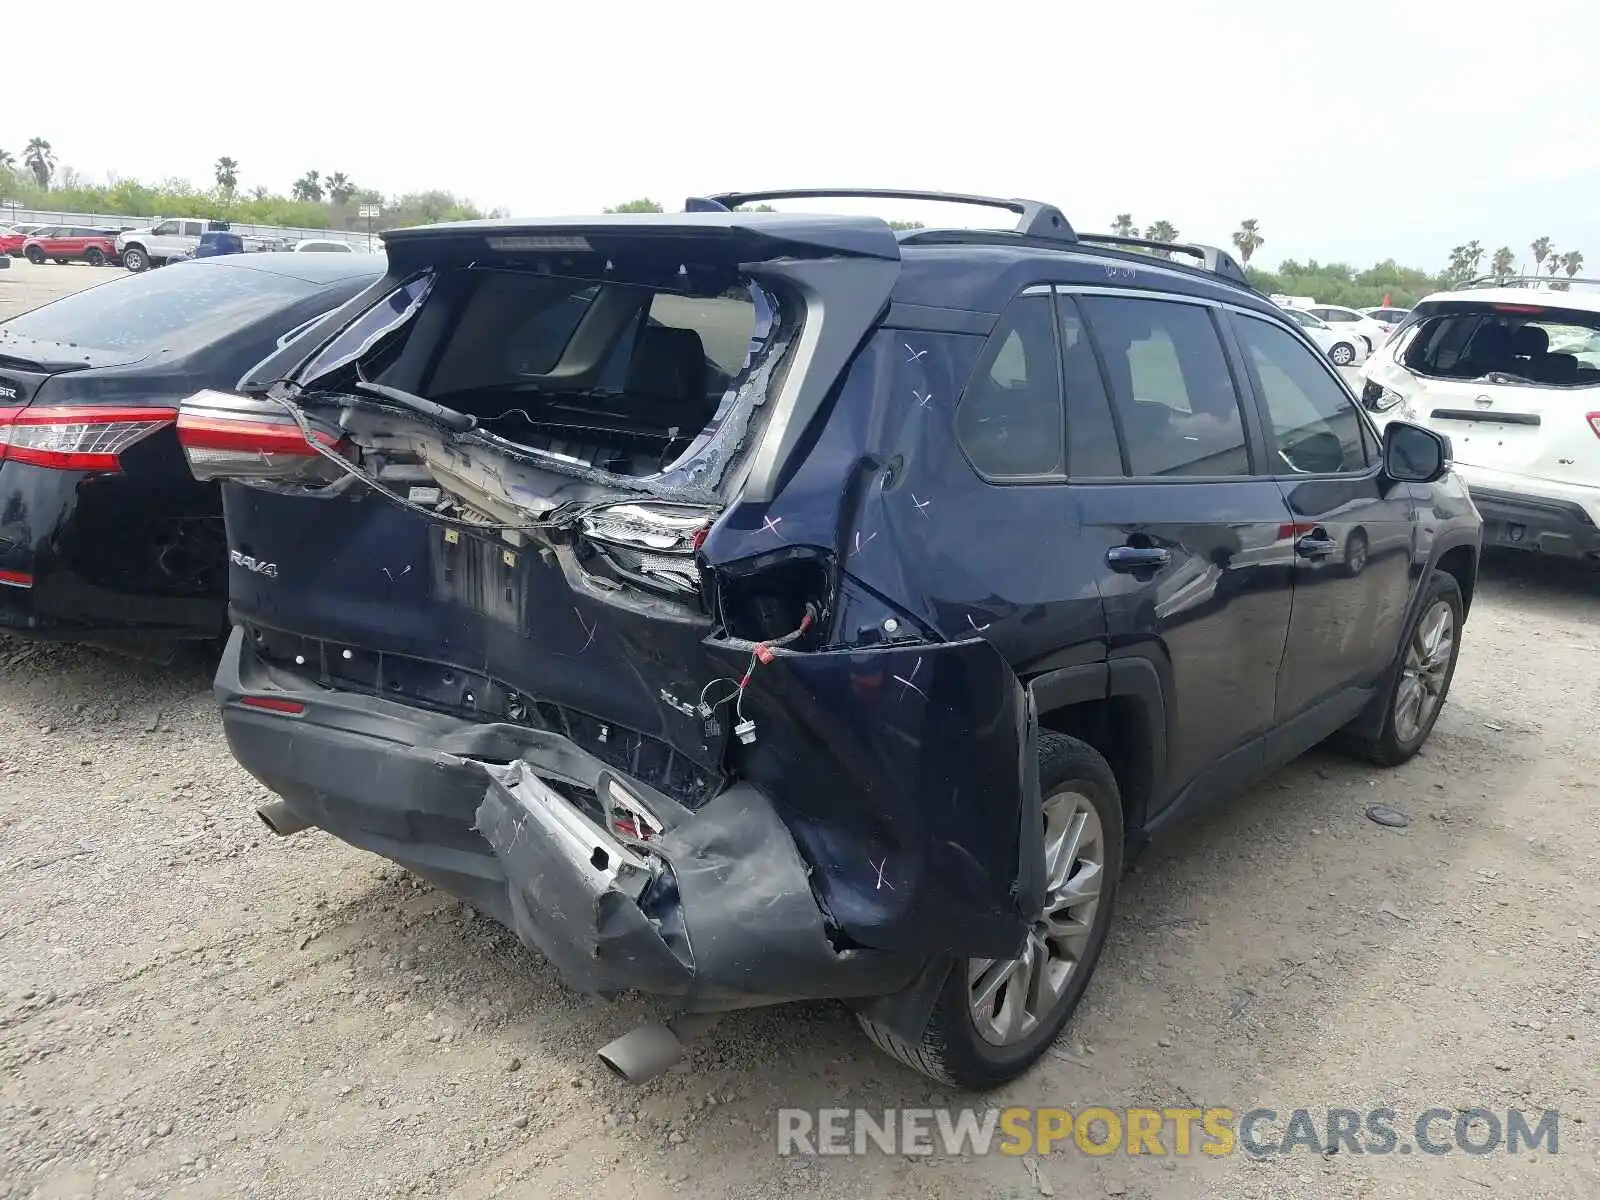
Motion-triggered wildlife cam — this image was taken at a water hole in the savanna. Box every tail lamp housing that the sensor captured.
[0,405,177,472]
[176,389,350,484]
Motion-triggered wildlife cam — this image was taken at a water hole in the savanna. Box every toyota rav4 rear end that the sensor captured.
[182,210,1048,1047]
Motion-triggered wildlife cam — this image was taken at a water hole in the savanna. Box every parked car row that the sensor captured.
[2,220,364,273]
[0,194,1485,1091]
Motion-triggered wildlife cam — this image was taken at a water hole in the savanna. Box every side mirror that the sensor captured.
[1383,420,1451,483]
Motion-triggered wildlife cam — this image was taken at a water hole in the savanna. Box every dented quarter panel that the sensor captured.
[702,327,1110,671]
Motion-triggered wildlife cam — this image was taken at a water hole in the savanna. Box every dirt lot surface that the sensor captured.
[2,260,1598,1200]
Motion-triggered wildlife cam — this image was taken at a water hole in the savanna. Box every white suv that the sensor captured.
[1359,283,1600,560]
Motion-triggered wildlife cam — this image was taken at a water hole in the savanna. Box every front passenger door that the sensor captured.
[1230,311,1414,726]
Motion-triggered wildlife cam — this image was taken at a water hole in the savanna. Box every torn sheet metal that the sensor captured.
[475,763,918,1007]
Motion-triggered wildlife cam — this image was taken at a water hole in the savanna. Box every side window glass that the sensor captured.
[1055,293,1125,476]
[1237,314,1371,474]
[955,294,1063,479]
[182,220,204,237]
[1079,296,1251,477]
[152,221,178,236]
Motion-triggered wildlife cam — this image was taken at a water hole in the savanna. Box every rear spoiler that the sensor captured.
[378,212,904,264]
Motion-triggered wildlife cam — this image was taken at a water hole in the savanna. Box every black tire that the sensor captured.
[1338,570,1463,767]
[24,245,44,265]
[857,732,1124,1090]
[84,247,105,267]
[52,258,68,265]
[1329,342,1355,366]
[1343,528,1369,578]
[122,246,149,272]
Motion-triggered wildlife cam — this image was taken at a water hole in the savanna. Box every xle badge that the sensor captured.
[230,550,278,578]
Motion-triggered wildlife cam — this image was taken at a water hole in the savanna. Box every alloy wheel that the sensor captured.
[1393,599,1454,743]
[968,790,1104,1046]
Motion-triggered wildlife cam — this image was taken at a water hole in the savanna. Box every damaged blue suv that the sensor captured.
[177,190,1481,1089]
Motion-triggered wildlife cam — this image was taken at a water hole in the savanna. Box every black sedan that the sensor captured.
[0,253,383,653]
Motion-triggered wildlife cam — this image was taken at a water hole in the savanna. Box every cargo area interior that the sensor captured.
[314,263,764,477]
[1401,304,1600,385]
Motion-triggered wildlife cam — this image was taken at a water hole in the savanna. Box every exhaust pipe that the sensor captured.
[597,1014,720,1084]
[256,800,311,837]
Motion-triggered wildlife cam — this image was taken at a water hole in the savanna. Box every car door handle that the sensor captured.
[1106,545,1171,572]
[1295,532,1338,558]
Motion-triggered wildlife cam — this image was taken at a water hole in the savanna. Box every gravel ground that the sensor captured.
[2,259,1598,1199]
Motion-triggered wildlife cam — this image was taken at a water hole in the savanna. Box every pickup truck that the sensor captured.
[115,217,231,272]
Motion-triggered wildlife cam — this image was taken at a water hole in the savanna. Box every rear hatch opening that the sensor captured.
[1369,298,1600,484]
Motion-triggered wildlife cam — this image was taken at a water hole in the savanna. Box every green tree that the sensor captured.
[1543,247,1562,277]
[1463,239,1484,278]
[291,171,324,203]
[0,149,15,174]
[604,198,664,213]
[23,138,54,189]
[1144,220,1179,258]
[1231,218,1264,265]
[1111,213,1136,237]
[1490,246,1515,280]
[214,156,239,194]
[326,172,356,205]
[1530,236,1552,275]
[1561,249,1585,278]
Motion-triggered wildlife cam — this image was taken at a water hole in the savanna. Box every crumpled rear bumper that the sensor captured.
[215,627,944,1008]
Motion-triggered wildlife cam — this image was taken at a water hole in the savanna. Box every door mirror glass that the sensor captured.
[1382,420,1451,482]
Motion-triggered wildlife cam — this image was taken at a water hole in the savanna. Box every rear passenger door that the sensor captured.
[1067,289,1296,813]
[1228,310,1414,727]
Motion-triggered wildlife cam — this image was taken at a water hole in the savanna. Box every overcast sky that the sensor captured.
[7,0,1598,273]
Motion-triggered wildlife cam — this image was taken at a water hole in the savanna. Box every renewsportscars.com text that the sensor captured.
[776,1106,1560,1158]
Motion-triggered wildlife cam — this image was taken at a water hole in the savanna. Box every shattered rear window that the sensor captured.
[1404,303,1600,386]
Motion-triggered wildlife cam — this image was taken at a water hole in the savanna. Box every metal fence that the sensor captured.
[0,204,379,251]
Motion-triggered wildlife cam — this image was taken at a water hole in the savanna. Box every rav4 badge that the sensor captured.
[230,550,278,578]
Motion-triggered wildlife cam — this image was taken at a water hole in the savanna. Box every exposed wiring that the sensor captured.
[699,603,819,727]
[267,392,606,535]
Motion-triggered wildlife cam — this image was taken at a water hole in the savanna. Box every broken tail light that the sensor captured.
[0,405,177,472]
[578,502,717,598]
[176,389,350,485]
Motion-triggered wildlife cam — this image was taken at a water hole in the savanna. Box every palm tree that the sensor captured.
[1463,240,1484,278]
[1144,220,1179,258]
[250,185,269,201]
[1545,250,1562,277]
[1111,213,1136,238]
[23,138,54,189]
[214,157,239,194]
[1490,246,1515,281]
[291,171,324,203]
[327,172,356,205]
[0,149,15,174]
[1530,236,1552,276]
[1231,218,1264,265]
[1561,249,1585,278]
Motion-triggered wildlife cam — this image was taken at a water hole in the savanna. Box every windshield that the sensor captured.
[1402,303,1600,387]
[0,261,318,361]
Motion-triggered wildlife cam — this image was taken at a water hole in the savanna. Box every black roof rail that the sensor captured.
[1461,273,1600,291]
[686,188,1076,243]
[1072,233,1253,288]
